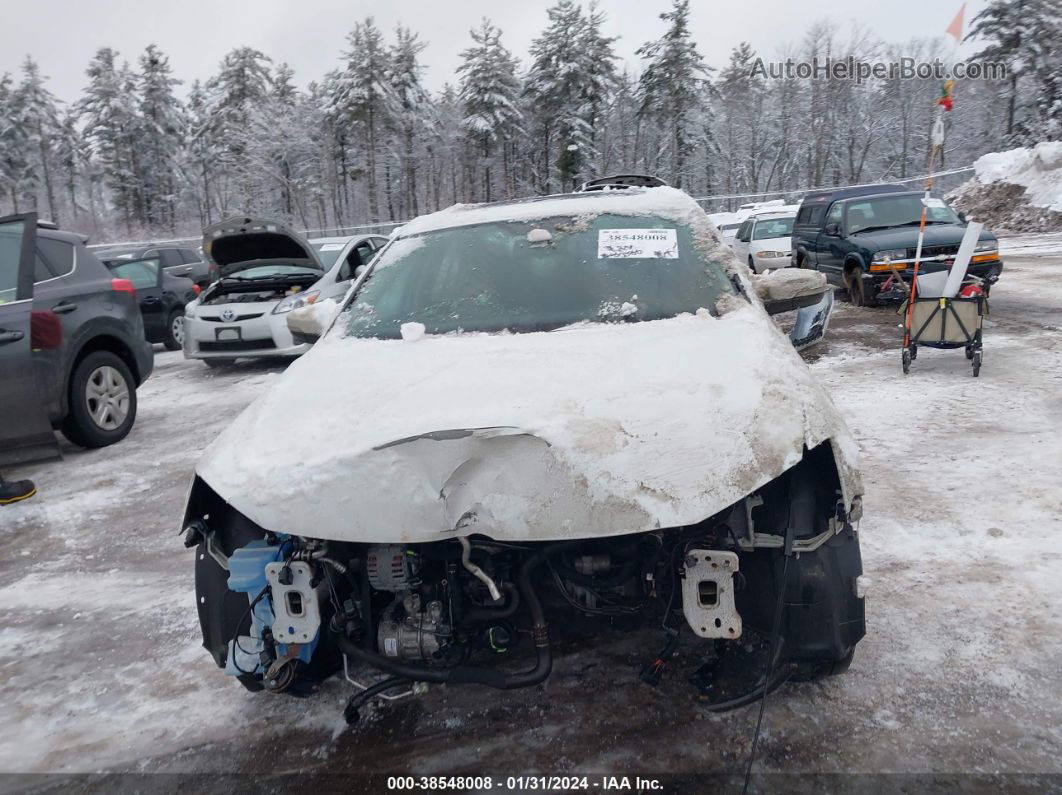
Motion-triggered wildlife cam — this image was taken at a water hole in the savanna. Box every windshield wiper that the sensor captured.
[850,224,898,235]
[222,273,309,281]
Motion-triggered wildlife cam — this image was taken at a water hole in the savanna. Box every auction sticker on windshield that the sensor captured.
[598,229,678,259]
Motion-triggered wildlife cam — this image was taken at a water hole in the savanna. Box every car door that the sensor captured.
[0,214,57,463]
[732,220,752,260]
[160,247,193,280]
[179,247,214,286]
[108,256,165,340]
[815,201,847,282]
[329,239,378,298]
[137,251,167,339]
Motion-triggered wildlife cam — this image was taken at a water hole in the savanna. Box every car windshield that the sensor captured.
[342,213,733,339]
[104,258,159,289]
[753,217,794,240]
[312,241,350,269]
[846,195,960,233]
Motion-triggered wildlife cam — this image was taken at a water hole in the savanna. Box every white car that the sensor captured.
[182,219,387,366]
[732,211,797,273]
[181,187,865,718]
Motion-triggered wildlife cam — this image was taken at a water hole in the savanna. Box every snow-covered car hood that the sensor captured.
[195,302,861,543]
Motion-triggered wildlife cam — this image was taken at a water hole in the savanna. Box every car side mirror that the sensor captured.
[957,211,967,223]
[752,270,829,316]
[286,300,340,345]
[823,223,841,237]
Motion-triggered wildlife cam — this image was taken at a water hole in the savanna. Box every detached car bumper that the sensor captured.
[183,310,312,360]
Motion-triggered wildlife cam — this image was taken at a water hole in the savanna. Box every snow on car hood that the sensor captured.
[196,302,861,543]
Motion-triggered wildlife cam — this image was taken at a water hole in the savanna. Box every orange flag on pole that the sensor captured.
[946,3,965,41]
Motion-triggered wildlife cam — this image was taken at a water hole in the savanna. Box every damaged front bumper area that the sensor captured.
[182,441,865,717]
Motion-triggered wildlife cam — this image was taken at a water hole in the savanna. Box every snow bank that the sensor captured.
[973,143,1062,211]
[948,142,1062,232]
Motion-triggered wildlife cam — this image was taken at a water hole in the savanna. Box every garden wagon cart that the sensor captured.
[900,294,987,377]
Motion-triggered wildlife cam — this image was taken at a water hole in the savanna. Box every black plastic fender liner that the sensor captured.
[336,545,568,690]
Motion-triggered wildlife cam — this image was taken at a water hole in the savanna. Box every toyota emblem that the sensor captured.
[221,309,236,322]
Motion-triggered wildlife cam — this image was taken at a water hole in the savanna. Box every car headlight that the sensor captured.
[755,250,786,258]
[974,241,998,254]
[872,248,907,263]
[272,290,320,314]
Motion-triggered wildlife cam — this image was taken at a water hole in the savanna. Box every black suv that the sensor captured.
[94,243,216,289]
[791,185,1003,306]
[0,214,154,463]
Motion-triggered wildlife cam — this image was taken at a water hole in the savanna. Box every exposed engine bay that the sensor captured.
[200,274,319,306]
[184,444,864,722]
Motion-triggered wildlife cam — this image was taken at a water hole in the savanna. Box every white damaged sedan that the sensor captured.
[182,186,865,716]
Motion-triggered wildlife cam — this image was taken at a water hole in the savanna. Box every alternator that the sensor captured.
[366,544,419,591]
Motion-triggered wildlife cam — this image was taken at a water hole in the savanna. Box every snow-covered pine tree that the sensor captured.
[137,45,185,231]
[14,58,62,222]
[329,18,395,222]
[525,1,593,192]
[966,0,1062,143]
[389,26,430,218]
[636,0,712,188]
[577,2,619,177]
[78,48,143,231]
[205,47,273,214]
[0,73,30,212]
[457,19,523,202]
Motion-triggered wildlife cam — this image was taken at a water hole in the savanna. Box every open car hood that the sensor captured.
[203,216,324,277]
[195,304,862,544]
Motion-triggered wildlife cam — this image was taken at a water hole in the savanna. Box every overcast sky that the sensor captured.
[1,0,984,103]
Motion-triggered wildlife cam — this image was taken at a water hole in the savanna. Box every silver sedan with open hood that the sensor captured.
[181,187,866,720]
[183,217,327,366]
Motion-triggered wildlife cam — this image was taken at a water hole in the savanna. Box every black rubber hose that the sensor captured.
[462,582,520,622]
[343,676,410,725]
[335,544,566,690]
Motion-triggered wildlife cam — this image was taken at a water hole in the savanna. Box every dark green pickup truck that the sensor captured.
[791,185,1003,306]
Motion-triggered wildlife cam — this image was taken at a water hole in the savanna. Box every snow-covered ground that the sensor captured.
[1,235,1060,777]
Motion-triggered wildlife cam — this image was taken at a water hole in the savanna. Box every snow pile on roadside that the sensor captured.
[947,142,1062,232]
[974,143,1062,211]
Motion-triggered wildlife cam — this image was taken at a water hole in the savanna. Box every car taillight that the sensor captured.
[111,278,135,294]
[30,310,63,350]
[191,284,202,296]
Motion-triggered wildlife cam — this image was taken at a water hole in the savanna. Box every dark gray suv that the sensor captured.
[0,213,154,464]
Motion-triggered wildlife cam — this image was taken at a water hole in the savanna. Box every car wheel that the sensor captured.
[61,351,138,448]
[846,267,868,307]
[747,256,756,272]
[203,358,235,369]
[164,310,185,351]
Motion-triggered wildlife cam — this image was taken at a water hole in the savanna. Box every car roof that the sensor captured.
[799,184,912,207]
[751,211,796,221]
[395,187,704,238]
[38,228,91,246]
[96,242,191,257]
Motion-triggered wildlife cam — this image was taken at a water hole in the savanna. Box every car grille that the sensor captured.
[199,339,277,353]
[198,313,265,322]
[912,244,960,259]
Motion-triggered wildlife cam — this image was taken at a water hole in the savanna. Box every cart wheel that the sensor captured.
[972,350,982,377]
[965,346,973,360]
[910,345,917,361]
[902,348,911,374]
